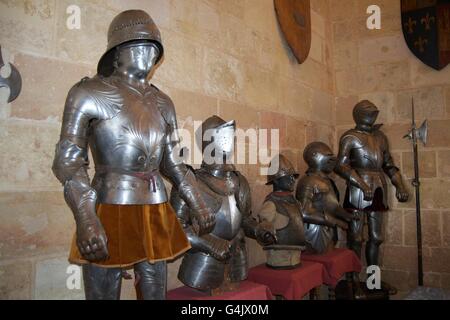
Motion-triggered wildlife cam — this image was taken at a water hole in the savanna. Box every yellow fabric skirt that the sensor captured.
[69,202,191,268]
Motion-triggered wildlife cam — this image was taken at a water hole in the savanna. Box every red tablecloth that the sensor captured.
[302,248,362,288]
[167,280,273,300]
[247,261,324,300]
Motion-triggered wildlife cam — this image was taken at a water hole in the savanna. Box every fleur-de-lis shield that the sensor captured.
[401,0,450,70]
[274,0,311,64]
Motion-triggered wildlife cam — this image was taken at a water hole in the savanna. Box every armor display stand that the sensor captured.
[247,261,325,300]
[167,281,274,300]
[302,248,362,299]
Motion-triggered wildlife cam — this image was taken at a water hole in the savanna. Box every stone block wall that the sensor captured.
[330,0,450,291]
[1,0,449,299]
[0,0,334,299]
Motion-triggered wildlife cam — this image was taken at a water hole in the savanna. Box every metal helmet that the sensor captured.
[97,10,164,77]
[352,100,379,127]
[303,142,337,173]
[197,115,236,161]
[266,154,299,185]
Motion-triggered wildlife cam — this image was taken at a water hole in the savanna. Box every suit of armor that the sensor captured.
[335,100,408,266]
[295,142,353,254]
[258,155,306,269]
[170,116,275,293]
[52,10,213,300]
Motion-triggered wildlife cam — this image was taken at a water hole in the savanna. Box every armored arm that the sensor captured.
[237,173,276,246]
[381,134,409,202]
[159,94,214,235]
[52,80,108,262]
[335,135,373,200]
[295,181,335,227]
[169,186,230,261]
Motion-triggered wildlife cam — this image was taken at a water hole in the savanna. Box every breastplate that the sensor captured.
[89,84,168,205]
[349,132,384,170]
[312,177,340,215]
[211,194,243,241]
[270,195,305,246]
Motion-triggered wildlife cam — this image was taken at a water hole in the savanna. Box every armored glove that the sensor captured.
[335,206,359,222]
[325,214,349,230]
[391,171,409,203]
[76,214,109,262]
[199,234,231,261]
[191,207,216,236]
[359,182,373,201]
[255,221,277,246]
[396,187,409,203]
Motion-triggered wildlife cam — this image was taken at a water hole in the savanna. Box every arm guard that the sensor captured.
[159,92,214,234]
[234,172,275,246]
[169,187,229,260]
[295,180,334,227]
[234,172,258,239]
[52,79,104,222]
[381,133,404,189]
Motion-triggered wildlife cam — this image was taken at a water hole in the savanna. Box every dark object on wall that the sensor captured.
[401,0,450,70]
[274,0,311,64]
[0,45,22,103]
[403,98,428,287]
[334,280,390,300]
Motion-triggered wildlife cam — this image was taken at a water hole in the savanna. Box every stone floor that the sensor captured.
[403,287,450,300]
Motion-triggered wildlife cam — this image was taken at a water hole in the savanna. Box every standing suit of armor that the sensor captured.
[296,142,353,254]
[170,116,275,293]
[335,100,409,266]
[52,10,213,300]
[258,155,306,269]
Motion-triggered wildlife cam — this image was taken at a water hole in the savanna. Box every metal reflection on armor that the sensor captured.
[335,100,409,267]
[170,116,275,294]
[296,142,352,254]
[258,154,306,269]
[52,10,213,300]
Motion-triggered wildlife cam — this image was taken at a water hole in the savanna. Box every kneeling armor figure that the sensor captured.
[170,116,276,294]
[296,142,353,254]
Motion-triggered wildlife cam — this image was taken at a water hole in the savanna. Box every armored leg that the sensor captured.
[82,264,122,300]
[134,260,167,300]
[347,210,365,259]
[366,211,384,267]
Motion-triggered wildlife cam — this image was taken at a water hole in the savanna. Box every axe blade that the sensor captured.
[417,120,428,146]
[0,45,22,103]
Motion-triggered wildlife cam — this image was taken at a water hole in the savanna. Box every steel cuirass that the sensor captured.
[263,193,306,246]
[339,128,391,210]
[296,172,339,254]
[170,166,253,291]
[89,78,174,205]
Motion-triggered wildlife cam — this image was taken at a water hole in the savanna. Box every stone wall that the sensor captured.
[0,0,334,299]
[330,0,450,292]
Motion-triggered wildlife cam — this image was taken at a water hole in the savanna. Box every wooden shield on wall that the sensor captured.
[274,0,311,64]
[401,0,450,70]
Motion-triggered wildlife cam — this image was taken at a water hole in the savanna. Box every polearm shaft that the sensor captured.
[411,100,424,286]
